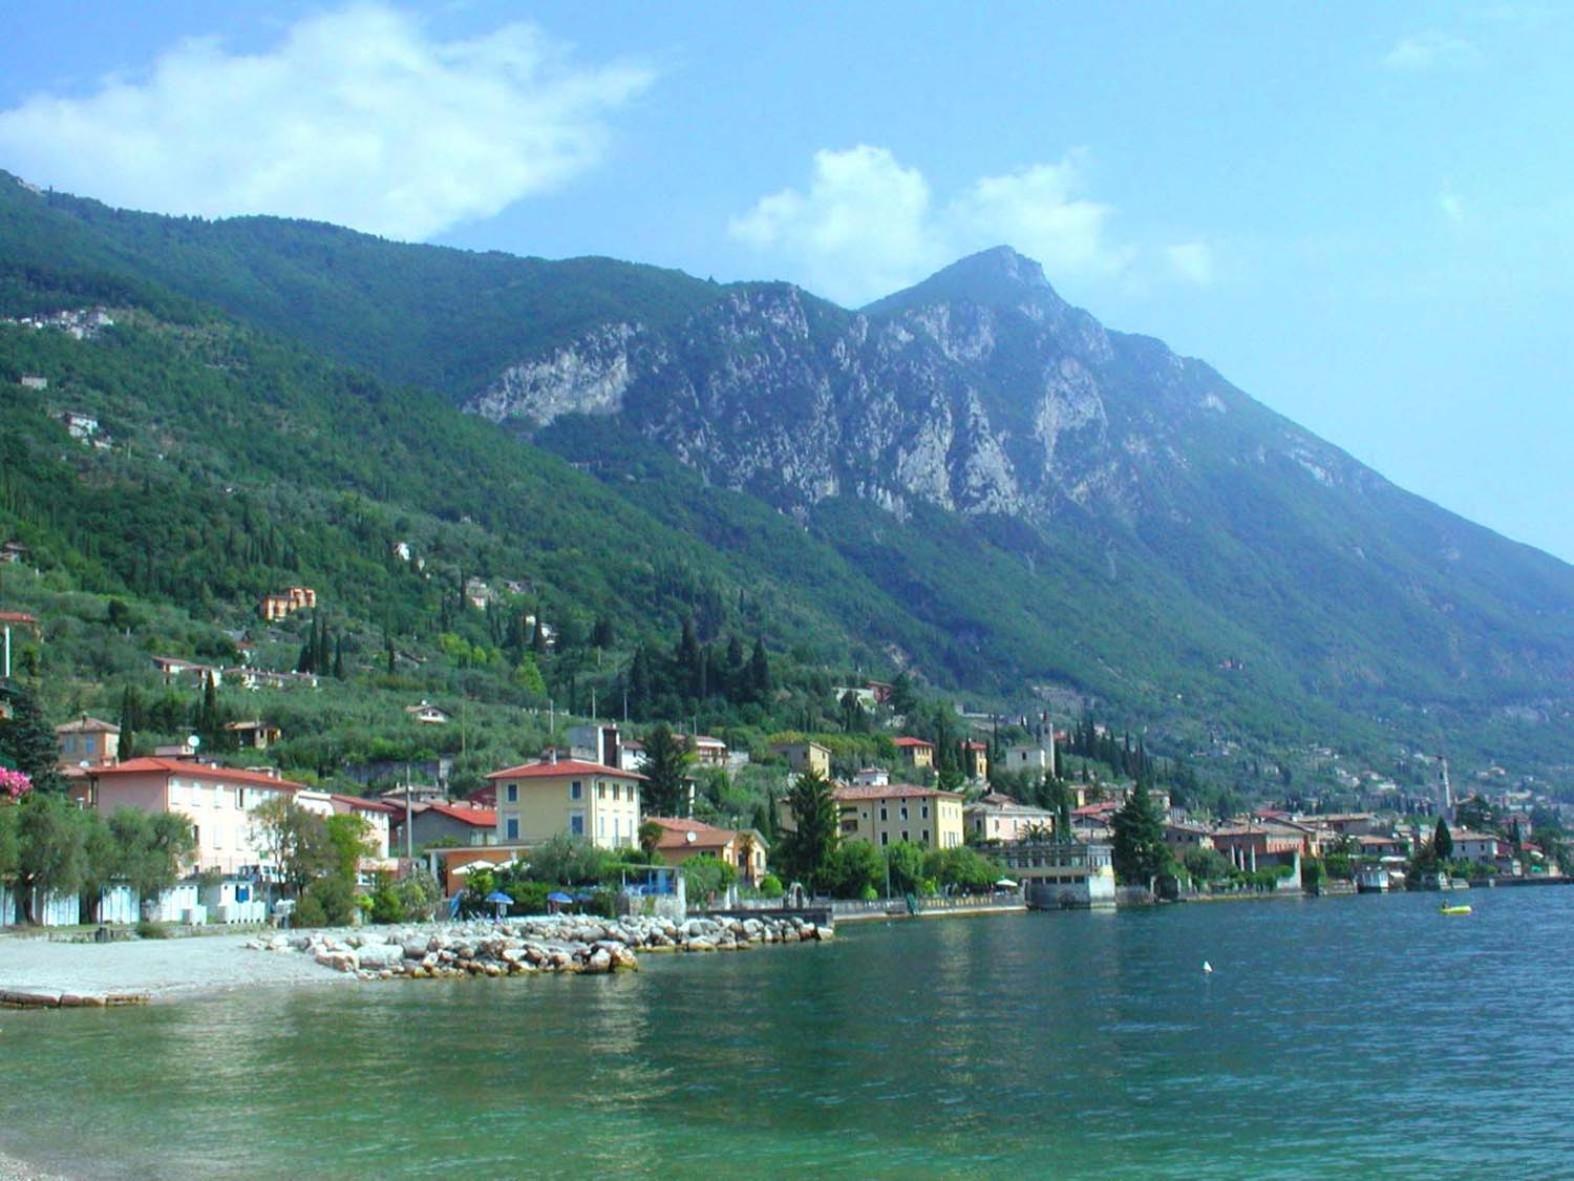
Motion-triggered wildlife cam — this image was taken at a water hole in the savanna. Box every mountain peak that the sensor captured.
[862,246,1068,318]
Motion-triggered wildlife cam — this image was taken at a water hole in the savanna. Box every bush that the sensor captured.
[369,872,404,924]
[293,890,328,928]
[135,919,170,939]
[396,870,442,921]
[758,873,784,899]
[859,884,878,902]
[504,880,551,915]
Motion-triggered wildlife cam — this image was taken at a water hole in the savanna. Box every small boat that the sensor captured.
[1439,904,1472,916]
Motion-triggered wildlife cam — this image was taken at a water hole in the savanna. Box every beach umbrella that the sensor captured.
[546,890,574,914]
[484,890,513,919]
[995,878,1019,889]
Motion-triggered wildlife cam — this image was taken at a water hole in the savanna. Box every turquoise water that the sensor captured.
[3,889,1573,1178]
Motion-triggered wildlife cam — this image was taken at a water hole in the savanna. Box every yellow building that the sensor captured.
[771,740,831,779]
[646,817,770,887]
[892,736,935,770]
[487,757,646,850]
[832,784,964,850]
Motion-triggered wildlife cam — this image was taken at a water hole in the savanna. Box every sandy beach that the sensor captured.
[0,931,347,1001]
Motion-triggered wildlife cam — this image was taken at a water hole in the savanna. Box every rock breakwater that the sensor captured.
[246,913,831,981]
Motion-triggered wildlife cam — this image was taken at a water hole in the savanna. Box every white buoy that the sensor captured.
[1202,961,1213,974]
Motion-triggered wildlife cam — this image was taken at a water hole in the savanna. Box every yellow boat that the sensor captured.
[1440,904,1472,915]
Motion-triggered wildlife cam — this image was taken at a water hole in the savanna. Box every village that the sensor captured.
[3,662,1567,941]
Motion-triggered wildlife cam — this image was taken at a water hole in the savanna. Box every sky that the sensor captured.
[2,1,1571,562]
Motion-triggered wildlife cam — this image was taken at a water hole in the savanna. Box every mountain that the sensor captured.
[2,173,1571,782]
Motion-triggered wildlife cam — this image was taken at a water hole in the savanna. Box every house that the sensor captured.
[1002,744,1055,777]
[259,587,317,622]
[966,792,1054,843]
[959,740,989,782]
[405,700,451,725]
[487,756,647,849]
[223,720,281,750]
[377,782,449,807]
[389,801,499,856]
[771,740,831,779]
[78,757,306,877]
[329,794,398,863]
[1451,830,1504,863]
[1163,820,1216,852]
[0,541,28,564]
[823,784,964,850]
[152,656,222,687]
[685,735,729,768]
[225,667,319,692]
[60,411,99,441]
[997,841,1117,908]
[892,736,935,771]
[645,817,769,887]
[55,715,121,769]
[852,766,890,787]
[18,374,47,390]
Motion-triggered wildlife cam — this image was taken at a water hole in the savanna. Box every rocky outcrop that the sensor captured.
[462,247,1360,531]
[246,914,831,982]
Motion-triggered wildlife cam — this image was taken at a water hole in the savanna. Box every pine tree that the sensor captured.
[0,683,65,792]
[1112,782,1170,887]
[641,724,693,818]
[778,769,839,892]
[333,637,345,680]
[628,645,653,719]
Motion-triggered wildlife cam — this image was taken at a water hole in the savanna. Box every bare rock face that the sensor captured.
[463,248,1362,535]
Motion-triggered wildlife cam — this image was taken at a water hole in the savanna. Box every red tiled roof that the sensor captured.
[646,816,738,850]
[960,740,988,751]
[333,793,399,814]
[54,715,119,734]
[833,783,960,801]
[92,757,306,791]
[421,801,498,827]
[0,610,38,625]
[486,758,646,781]
[892,736,934,748]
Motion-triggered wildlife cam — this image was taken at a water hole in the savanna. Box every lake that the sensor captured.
[3,888,1572,1178]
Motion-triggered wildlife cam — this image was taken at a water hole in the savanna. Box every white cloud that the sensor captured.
[1439,188,1466,225]
[728,145,1142,306]
[728,145,940,305]
[1383,31,1482,71]
[0,4,652,240]
[1165,241,1215,286]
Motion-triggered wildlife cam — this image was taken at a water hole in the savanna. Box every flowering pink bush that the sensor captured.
[0,768,32,801]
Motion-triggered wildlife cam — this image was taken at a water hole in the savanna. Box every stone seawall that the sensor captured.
[248,913,832,981]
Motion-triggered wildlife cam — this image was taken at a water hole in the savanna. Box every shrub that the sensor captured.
[135,919,170,939]
[368,872,404,924]
[759,873,784,899]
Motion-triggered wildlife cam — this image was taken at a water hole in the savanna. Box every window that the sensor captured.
[506,783,518,803]
[506,817,519,841]
[900,805,909,821]
[598,783,606,799]
[842,820,858,834]
[598,816,605,838]
[880,832,889,846]
[901,830,909,842]
[192,825,201,847]
[570,780,583,800]
[85,736,97,755]
[880,806,888,822]
[612,782,620,801]
[921,829,929,844]
[570,813,584,836]
[921,804,930,819]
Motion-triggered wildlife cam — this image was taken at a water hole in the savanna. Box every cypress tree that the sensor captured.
[333,637,345,680]
[748,637,771,702]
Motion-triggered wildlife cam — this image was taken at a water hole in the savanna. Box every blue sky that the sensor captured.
[2,1,1571,561]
